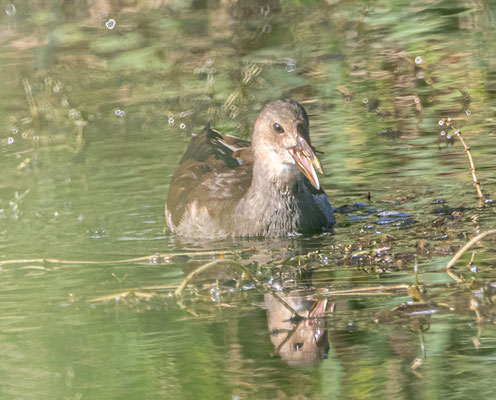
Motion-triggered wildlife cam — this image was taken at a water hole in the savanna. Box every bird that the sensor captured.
[165,99,335,238]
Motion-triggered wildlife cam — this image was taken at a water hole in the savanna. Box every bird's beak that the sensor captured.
[288,133,324,190]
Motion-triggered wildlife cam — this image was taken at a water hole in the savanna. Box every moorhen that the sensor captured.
[165,99,335,238]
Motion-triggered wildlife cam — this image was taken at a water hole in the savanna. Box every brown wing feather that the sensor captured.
[167,126,253,228]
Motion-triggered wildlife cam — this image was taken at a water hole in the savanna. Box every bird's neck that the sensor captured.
[235,156,303,236]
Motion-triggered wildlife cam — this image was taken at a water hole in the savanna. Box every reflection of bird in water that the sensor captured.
[166,99,334,238]
[265,292,329,367]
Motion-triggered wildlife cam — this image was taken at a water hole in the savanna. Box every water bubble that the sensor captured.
[230,112,237,119]
[11,127,18,134]
[438,120,444,126]
[180,123,186,129]
[7,137,14,144]
[44,77,52,85]
[414,97,420,104]
[106,19,116,29]
[417,71,424,79]
[115,109,126,117]
[286,58,296,72]
[54,211,59,217]
[466,109,471,116]
[363,98,369,104]
[415,56,423,65]
[69,109,80,118]
[262,24,272,33]
[22,132,28,139]
[470,265,477,273]
[440,130,446,136]
[447,134,452,140]
[5,3,16,16]
[168,117,174,125]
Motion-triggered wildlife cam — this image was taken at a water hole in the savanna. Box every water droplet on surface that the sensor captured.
[447,134,452,140]
[168,117,174,125]
[22,132,28,139]
[363,98,369,104]
[180,123,186,129]
[5,3,16,16]
[7,137,14,144]
[262,23,272,33]
[115,109,126,117]
[440,130,446,136]
[417,71,424,79]
[415,56,423,64]
[438,120,444,126]
[466,109,471,116]
[54,211,59,217]
[106,19,116,29]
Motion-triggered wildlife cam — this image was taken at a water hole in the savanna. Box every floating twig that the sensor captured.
[0,248,253,267]
[440,118,484,200]
[446,229,496,270]
[174,259,254,298]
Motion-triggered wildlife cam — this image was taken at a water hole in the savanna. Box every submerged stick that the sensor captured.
[446,229,496,270]
[441,118,484,200]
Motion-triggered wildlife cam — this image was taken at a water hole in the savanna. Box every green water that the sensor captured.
[1,1,496,399]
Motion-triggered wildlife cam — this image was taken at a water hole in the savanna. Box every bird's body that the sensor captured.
[165,99,334,238]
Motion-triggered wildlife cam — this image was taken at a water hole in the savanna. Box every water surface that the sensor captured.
[1,1,496,399]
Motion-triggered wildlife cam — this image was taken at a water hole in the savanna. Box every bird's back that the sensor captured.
[165,127,253,237]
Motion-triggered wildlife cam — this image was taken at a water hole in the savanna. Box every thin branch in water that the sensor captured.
[0,248,252,267]
[174,259,254,298]
[446,229,496,271]
[440,118,484,201]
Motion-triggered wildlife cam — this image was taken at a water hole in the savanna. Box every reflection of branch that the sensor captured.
[268,292,301,317]
[440,118,484,200]
[446,230,496,271]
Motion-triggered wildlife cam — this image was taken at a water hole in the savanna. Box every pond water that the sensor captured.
[1,0,496,399]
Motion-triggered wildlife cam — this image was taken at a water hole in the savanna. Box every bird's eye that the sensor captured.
[273,123,284,134]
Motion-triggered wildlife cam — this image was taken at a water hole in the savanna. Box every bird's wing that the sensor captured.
[166,126,253,229]
[179,126,251,167]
